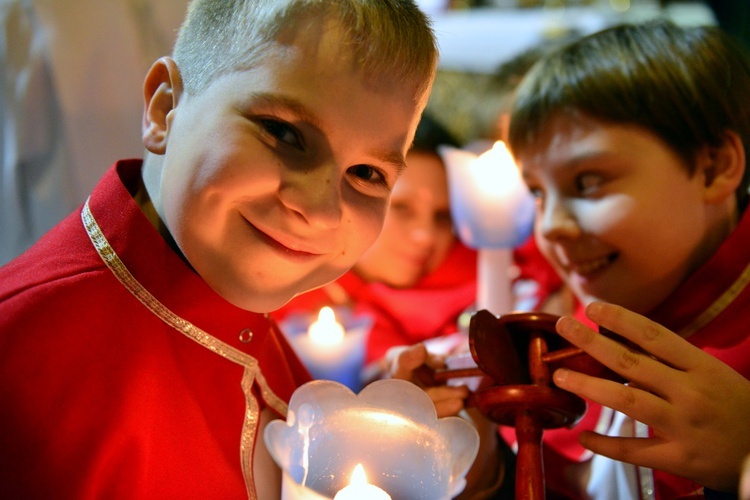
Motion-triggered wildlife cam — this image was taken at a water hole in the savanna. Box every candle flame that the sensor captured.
[470,141,524,199]
[308,306,345,345]
[335,463,391,499]
[350,464,367,485]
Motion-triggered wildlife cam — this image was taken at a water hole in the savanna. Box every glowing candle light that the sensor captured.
[264,379,480,500]
[283,307,370,391]
[441,140,535,315]
[307,307,345,345]
[333,464,391,500]
[443,140,533,249]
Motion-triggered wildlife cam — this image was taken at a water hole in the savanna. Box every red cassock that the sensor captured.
[0,160,311,499]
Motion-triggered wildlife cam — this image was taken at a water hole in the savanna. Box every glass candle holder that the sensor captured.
[264,379,480,499]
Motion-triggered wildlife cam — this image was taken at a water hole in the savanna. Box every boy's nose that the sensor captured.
[280,165,342,229]
[408,217,438,248]
[410,226,432,246]
[538,196,581,241]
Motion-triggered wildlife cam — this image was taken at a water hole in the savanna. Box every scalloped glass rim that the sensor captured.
[264,379,480,499]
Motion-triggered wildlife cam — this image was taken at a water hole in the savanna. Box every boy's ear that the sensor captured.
[699,130,746,204]
[142,57,184,154]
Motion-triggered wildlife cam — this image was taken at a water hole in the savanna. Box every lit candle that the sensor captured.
[307,307,345,345]
[442,140,534,248]
[334,464,391,500]
[440,141,536,315]
[283,308,370,391]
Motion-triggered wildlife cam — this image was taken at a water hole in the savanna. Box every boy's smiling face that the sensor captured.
[518,112,727,314]
[144,22,423,312]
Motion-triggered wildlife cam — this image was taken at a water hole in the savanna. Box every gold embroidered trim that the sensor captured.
[81,198,289,498]
[241,369,260,499]
[679,259,750,337]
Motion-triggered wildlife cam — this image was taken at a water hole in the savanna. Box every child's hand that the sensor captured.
[386,343,470,418]
[552,301,750,493]
[387,343,505,497]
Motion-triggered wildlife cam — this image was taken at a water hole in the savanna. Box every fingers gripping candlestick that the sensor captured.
[422,311,625,500]
[440,141,535,315]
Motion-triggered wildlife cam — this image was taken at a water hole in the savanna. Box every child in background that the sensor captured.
[273,113,478,379]
[507,20,750,498]
[0,0,438,498]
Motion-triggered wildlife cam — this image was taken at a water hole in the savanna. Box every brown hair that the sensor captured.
[509,20,750,211]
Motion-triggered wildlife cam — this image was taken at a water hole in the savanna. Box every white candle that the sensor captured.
[333,464,391,500]
[441,141,536,315]
[307,307,345,345]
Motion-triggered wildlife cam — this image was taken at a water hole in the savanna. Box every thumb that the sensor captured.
[388,343,429,381]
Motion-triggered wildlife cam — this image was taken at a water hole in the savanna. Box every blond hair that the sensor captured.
[173,0,437,104]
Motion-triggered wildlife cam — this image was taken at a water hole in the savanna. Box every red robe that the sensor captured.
[0,160,310,499]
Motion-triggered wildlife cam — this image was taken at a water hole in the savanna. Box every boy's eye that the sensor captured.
[260,119,301,148]
[348,164,386,185]
[527,186,544,205]
[576,173,603,195]
[435,209,454,228]
[390,201,415,217]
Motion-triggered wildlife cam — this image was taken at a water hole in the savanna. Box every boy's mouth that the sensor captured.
[243,218,322,260]
[565,253,617,277]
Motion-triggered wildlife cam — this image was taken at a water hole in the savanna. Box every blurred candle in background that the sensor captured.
[283,307,370,391]
[307,307,345,345]
[441,141,535,315]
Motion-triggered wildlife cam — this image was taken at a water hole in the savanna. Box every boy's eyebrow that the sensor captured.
[369,149,407,175]
[249,92,407,174]
[250,92,325,129]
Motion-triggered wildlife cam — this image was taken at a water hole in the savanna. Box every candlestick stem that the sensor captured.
[515,411,545,500]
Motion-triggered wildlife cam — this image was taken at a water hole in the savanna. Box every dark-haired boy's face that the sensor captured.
[151,23,422,312]
[518,113,721,314]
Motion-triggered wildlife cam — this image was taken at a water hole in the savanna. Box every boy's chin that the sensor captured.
[218,288,295,314]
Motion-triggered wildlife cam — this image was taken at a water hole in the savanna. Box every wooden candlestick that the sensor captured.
[420,310,623,500]
[470,312,585,500]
